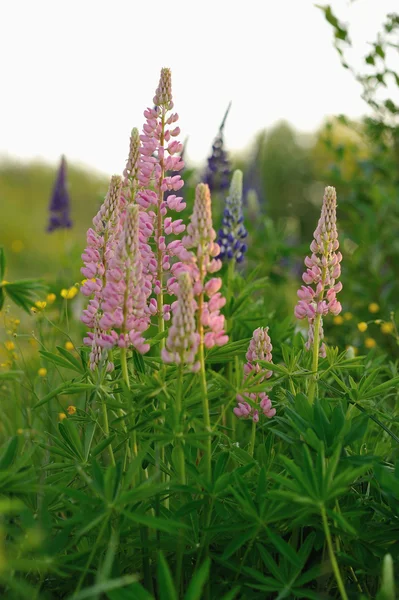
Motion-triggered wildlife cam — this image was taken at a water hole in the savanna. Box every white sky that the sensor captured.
[1,0,397,175]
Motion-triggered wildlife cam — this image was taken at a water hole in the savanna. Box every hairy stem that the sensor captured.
[321,505,348,600]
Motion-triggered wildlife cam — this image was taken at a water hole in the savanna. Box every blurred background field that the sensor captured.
[1,1,399,371]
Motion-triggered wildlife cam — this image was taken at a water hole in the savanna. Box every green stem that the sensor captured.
[197,257,212,484]
[74,517,109,596]
[120,348,137,458]
[174,365,186,484]
[101,394,115,466]
[321,505,348,600]
[120,348,130,389]
[308,312,321,404]
[175,365,186,591]
[248,419,257,457]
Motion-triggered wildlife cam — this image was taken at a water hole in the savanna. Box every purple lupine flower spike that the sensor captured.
[203,103,232,193]
[234,327,276,423]
[47,155,72,232]
[294,186,342,357]
[217,170,248,263]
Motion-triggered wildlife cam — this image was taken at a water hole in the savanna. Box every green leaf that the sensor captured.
[0,247,6,280]
[265,528,302,569]
[157,552,177,600]
[121,511,189,535]
[70,576,138,600]
[222,528,257,560]
[39,350,82,373]
[184,558,210,600]
[108,583,154,600]
[91,435,116,458]
[0,437,18,469]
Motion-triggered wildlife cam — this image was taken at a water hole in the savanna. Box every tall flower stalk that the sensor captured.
[47,155,72,232]
[176,182,228,482]
[204,103,232,193]
[234,327,276,455]
[139,68,185,347]
[294,186,342,403]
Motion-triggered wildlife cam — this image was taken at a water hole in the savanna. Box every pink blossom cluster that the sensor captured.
[234,327,276,422]
[294,186,342,357]
[168,183,228,349]
[81,175,123,370]
[99,205,151,354]
[162,271,200,370]
[137,67,186,319]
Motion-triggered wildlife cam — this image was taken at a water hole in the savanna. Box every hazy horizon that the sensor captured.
[1,0,397,176]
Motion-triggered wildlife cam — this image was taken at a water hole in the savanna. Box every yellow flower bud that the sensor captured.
[38,368,47,377]
[381,322,394,335]
[333,316,344,325]
[65,341,74,351]
[67,405,77,415]
[365,337,376,349]
[357,322,368,333]
[368,303,380,314]
[46,293,56,304]
[4,340,15,351]
[58,413,67,421]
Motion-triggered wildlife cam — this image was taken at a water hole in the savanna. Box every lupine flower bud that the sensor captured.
[294,186,342,357]
[162,271,200,370]
[234,327,276,422]
[153,67,173,109]
[217,170,248,263]
[92,175,122,233]
[204,103,232,192]
[47,155,72,232]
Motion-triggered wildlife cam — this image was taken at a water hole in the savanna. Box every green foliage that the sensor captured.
[0,5,399,598]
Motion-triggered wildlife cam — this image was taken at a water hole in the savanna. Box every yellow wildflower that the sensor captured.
[38,368,47,377]
[365,337,376,349]
[11,240,24,253]
[333,316,344,325]
[35,301,47,310]
[67,405,77,415]
[343,312,353,321]
[381,322,394,335]
[14,319,20,326]
[65,341,74,351]
[357,322,368,333]
[46,293,56,304]
[368,303,380,314]
[4,340,15,351]
[58,413,67,421]
[61,287,78,300]
[17,428,24,435]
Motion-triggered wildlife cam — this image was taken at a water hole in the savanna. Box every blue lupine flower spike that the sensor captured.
[217,170,248,264]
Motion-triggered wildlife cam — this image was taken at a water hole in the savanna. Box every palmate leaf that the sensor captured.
[2,279,47,313]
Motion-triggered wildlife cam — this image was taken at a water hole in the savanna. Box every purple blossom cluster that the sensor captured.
[47,155,72,232]
[203,103,232,193]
